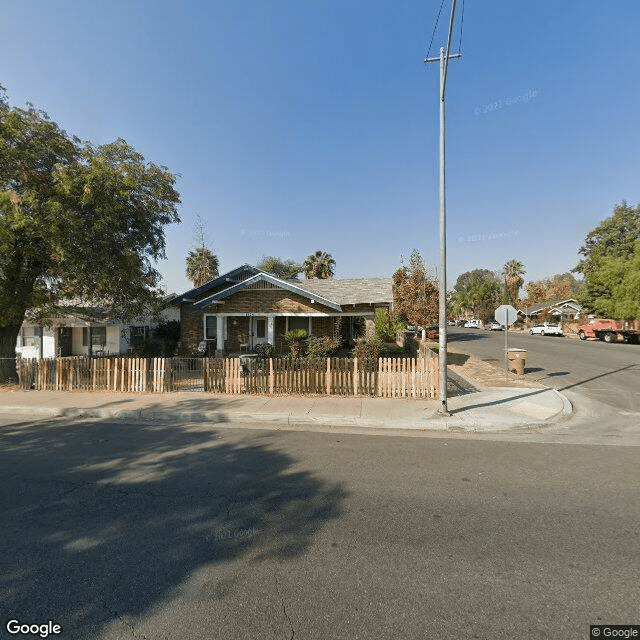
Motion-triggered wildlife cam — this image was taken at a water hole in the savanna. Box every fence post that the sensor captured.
[353,357,358,396]
[402,357,407,398]
[326,357,331,395]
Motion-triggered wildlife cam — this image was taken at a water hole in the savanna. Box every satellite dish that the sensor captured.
[197,341,207,354]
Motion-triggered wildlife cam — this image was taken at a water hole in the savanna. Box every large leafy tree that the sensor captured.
[303,250,335,279]
[575,202,640,275]
[523,273,583,306]
[501,259,525,306]
[574,202,640,316]
[257,256,302,280]
[578,241,640,319]
[450,269,503,321]
[0,90,180,383]
[392,249,438,326]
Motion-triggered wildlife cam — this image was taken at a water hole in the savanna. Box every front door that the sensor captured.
[251,316,268,348]
[57,327,72,357]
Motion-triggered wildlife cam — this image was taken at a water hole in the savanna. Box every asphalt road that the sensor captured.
[449,328,640,412]
[2,416,639,640]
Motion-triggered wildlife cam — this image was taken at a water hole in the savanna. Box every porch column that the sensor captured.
[364,317,375,338]
[216,315,225,356]
[267,315,275,346]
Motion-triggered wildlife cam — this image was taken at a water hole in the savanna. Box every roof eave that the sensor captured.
[193,273,342,311]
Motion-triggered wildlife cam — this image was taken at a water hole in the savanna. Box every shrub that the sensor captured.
[374,308,406,343]
[352,336,382,361]
[307,336,339,359]
[151,320,181,357]
[254,342,274,360]
[284,329,308,357]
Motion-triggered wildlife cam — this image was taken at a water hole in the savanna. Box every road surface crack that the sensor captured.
[101,600,156,640]
[274,575,295,640]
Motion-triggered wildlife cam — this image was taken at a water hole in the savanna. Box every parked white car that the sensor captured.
[487,321,503,331]
[464,319,481,328]
[530,322,563,336]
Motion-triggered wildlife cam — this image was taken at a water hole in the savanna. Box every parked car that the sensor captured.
[487,321,503,331]
[530,322,563,336]
[464,319,481,329]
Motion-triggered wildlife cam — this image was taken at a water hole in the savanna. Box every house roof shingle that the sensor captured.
[173,265,394,311]
[293,277,393,306]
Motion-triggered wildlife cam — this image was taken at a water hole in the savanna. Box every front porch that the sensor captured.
[204,314,374,356]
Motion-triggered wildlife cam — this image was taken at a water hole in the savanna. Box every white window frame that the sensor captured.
[204,314,217,341]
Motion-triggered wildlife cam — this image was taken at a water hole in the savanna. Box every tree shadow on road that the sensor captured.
[448,332,487,343]
[0,414,346,639]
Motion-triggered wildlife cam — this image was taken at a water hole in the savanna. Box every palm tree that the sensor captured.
[186,247,219,287]
[303,251,335,279]
[502,259,525,306]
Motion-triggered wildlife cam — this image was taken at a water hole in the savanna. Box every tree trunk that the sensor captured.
[0,323,22,385]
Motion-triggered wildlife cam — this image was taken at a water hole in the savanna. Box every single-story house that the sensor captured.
[519,298,583,322]
[16,301,179,359]
[170,264,393,356]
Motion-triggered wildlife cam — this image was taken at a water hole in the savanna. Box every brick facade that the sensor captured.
[179,286,381,355]
[221,289,336,314]
[179,302,206,355]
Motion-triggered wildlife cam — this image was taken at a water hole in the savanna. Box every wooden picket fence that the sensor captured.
[17,356,168,392]
[17,354,439,398]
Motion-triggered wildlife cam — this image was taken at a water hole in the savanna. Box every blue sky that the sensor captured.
[2,0,639,295]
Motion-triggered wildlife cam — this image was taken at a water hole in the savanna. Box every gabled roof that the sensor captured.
[172,265,394,313]
[168,264,260,305]
[520,298,582,315]
[193,272,342,311]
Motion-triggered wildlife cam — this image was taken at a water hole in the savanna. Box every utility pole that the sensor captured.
[425,0,460,415]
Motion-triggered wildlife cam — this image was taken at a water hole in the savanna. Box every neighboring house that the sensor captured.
[169,265,393,355]
[519,299,583,322]
[16,301,179,359]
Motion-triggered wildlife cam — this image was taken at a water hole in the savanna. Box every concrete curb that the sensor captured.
[0,395,572,433]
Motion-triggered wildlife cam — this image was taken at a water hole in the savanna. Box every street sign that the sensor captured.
[495,304,518,378]
[495,304,518,327]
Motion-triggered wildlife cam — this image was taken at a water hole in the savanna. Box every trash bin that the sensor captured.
[507,348,527,375]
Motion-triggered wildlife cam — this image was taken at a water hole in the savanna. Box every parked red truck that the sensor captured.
[577,318,640,344]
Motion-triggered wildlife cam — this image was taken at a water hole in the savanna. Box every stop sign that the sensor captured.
[495,304,518,326]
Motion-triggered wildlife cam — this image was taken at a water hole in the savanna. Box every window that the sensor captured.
[22,326,42,347]
[82,327,107,347]
[288,317,309,333]
[205,315,217,340]
[256,318,266,338]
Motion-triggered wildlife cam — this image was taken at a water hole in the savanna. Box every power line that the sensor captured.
[457,0,466,55]
[426,0,447,61]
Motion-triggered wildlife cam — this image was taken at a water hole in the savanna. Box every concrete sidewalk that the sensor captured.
[0,354,572,432]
